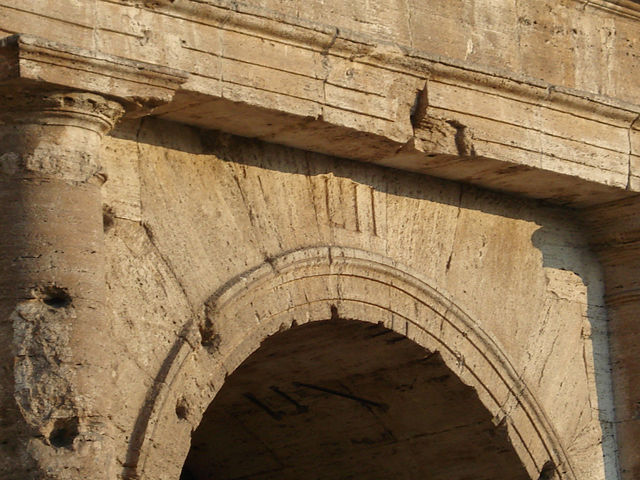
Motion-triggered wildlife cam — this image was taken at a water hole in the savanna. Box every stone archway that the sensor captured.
[130,247,575,480]
[180,318,532,479]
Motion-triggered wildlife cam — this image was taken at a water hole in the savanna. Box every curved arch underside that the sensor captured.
[182,320,530,480]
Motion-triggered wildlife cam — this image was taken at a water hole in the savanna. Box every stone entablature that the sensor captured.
[3,29,640,207]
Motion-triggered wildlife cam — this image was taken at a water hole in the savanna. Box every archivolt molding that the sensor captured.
[585,0,640,21]
[131,246,576,480]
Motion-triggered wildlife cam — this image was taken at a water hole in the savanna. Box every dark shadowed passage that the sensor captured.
[181,319,530,480]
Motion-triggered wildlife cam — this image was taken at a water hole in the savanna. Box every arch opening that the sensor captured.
[181,319,531,480]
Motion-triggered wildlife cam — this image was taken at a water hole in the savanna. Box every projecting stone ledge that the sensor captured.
[0,34,188,116]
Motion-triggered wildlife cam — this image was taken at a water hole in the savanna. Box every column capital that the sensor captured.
[0,34,188,117]
[0,91,125,182]
[0,34,186,183]
[0,90,125,133]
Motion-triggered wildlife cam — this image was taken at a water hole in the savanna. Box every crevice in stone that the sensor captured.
[175,397,190,421]
[330,304,340,321]
[35,285,72,309]
[103,204,116,233]
[446,186,465,272]
[447,120,476,157]
[199,315,221,351]
[627,113,640,190]
[319,28,340,120]
[49,417,79,449]
[409,80,428,132]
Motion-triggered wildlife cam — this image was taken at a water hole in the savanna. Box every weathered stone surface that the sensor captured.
[0,91,124,479]
[2,3,640,204]
[0,1,639,480]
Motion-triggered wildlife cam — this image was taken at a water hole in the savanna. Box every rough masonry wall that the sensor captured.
[100,118,613,479]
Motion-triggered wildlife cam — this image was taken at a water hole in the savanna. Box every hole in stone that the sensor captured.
[103,205,115,233]
[40,286,72,308]
[176,397,190,421]
[199,319,221,350]
[49,417,79,449]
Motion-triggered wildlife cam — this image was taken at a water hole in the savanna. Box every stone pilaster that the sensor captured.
[0,35,186,479]
[582,196,640,480]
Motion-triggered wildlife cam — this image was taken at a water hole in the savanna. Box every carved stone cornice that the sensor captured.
[0,34,188,116]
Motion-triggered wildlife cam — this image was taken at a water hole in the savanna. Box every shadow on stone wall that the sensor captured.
[532,227,618,480]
